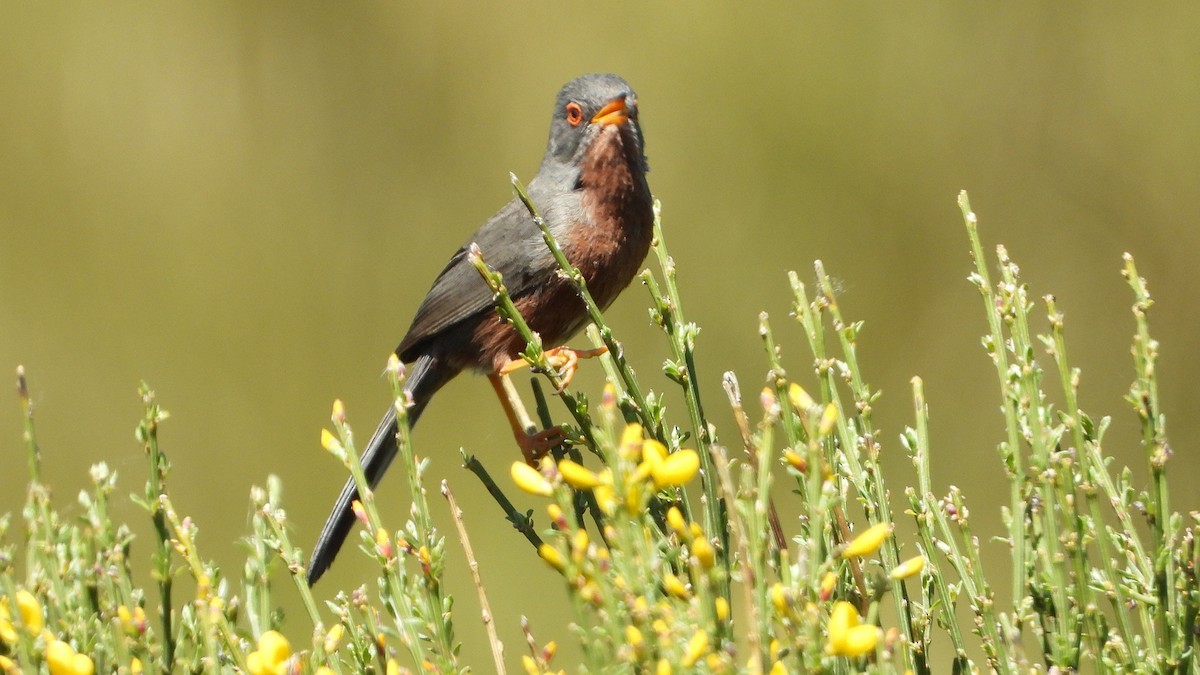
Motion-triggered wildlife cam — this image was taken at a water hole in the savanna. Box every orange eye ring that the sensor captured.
[565,102,584,126]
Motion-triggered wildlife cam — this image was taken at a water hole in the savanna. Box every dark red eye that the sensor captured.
[565,102,584,126]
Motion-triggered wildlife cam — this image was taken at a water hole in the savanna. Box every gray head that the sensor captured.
[542,73,648,172]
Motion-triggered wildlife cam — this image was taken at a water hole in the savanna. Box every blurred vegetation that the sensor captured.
[3,4,1199,670]
[2,195,1197,673]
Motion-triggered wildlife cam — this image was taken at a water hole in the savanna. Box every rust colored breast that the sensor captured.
[471,124,653,373]
[568,124,654,309]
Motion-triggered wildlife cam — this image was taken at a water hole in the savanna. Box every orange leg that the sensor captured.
[488,373,568,464]
[498,346,608,393]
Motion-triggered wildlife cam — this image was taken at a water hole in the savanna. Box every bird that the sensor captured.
[308,73,654,585]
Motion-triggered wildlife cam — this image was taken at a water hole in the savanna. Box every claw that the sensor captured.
[519,426,569,465]
[499,346,609,392]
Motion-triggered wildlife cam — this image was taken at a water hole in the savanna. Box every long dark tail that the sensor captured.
[307,354,456,585]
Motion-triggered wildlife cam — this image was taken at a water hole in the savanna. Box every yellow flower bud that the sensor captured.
[129,659,143,675]
[818,403,839,436]
[666,506,688,539]
[890,555,926,580]
[0,655,17,675]
[788,383,815,412]
[511,461,554,497]
[783,449,807,473]
[320,428,340,453]
[620,423,644,460]
[331,398,345,423]
[692,538,716,569]
[521,655,540,675]
[539,544,567,573]
[820,572,838,601]
[324,623,345,653]
[663,573,690,600]
[769,660,788,675]
[571,529,590,564]
[651,450,700,489]
[579,580,603,605]
[386,659,400,675]
[714,596,730,621]
[770,583,789,616]
[625,625,645,655]
[682,629,709,667]
[841,522,892,559]
[656,659,672,675]
[559,459,602,489]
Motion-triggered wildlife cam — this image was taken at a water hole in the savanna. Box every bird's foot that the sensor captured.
[500,346,609,393]
[519,426,569,464]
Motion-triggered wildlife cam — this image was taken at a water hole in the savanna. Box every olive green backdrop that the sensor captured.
[3,3,1198,669]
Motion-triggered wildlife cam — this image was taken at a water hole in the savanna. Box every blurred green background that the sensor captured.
[2,2,1198,669]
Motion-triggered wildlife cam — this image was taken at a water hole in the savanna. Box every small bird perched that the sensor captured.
[308,73,654,585]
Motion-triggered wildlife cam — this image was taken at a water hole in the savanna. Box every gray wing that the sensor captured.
[396,197,558,361]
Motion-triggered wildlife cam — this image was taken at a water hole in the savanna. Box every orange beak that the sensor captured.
[591,95,630,126]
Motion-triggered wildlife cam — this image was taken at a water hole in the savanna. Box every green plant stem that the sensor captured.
[1044,296,1138,663]
[906,378,971,671]
[960,192,1028,632]
[1122,253,1172,664]
[136,382,175,668]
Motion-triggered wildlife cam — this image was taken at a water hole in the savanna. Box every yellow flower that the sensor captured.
[826,601,879,657]
[559,459,603,489]
[681,630,709,667]
[386,659,400,675]
[651,449,700,489]
[0,655,17,675]
[45,639,95,675]
[656,659,672,675]
[0,598,16,644]
[15,590,42,635]
[769,660,788,675]
[130,658,143,675]
[890,556,926,580]
[511,461,554,496]
[247,630,291,675]
[521,655,539,675]
[841,522,892,559]
[315,668,334,675]
[642,438,668,465]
